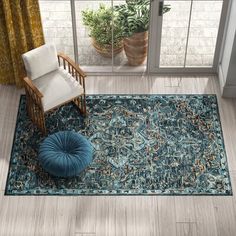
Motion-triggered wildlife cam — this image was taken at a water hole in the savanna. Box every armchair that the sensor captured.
[22,44,87,134]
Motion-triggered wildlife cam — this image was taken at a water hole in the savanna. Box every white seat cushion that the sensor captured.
[22,44,59,80]
[33,67,84,112]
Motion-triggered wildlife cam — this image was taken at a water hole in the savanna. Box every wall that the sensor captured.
[219,0,236,97]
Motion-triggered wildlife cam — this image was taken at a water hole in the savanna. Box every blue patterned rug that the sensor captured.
[5,95,232,195]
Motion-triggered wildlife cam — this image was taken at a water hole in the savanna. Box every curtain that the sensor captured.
[0,0,44,87]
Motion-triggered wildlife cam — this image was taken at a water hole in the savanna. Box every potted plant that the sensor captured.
[82,4,123,58]
[115,0,171,66]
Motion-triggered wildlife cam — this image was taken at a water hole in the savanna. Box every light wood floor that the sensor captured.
[0,75,236,236]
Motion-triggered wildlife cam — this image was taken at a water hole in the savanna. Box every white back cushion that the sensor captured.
[22,44,59,80]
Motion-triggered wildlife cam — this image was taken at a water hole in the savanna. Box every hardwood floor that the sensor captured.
[0,75,236,236]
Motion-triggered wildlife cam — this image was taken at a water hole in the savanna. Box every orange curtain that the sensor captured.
[0,0,44,87]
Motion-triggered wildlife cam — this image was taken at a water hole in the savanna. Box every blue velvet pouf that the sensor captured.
[39,131,93,177]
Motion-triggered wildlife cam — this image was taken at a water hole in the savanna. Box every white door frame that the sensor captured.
[147,0,230,74]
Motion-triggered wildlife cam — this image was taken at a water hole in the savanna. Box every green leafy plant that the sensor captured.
[82,4,123,48]
[115,0,171,37]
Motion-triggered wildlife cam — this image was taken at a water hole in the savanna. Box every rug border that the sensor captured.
[4,94,233,197]
[214,94,233,196]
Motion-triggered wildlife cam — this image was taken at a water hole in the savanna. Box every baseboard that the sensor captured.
[218,64,225,95]
[222,85,236,97]
[218,64,236,97]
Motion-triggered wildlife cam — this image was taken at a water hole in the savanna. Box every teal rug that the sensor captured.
[5,95,232,195]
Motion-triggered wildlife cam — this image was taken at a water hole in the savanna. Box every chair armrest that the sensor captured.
[23,77,43,98]
[57,53,87,78]
[23,77,44,109]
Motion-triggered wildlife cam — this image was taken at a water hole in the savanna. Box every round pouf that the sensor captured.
[39,131,93,177]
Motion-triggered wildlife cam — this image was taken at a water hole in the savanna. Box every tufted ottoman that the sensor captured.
[39,131,93,177]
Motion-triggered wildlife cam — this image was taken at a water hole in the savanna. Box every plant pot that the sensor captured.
[123,31,148,66]
[92,38,123,58]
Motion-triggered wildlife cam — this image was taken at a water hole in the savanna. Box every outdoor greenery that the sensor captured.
[82,4,123,48]
[82,1,171,58]
[115,0,171,37]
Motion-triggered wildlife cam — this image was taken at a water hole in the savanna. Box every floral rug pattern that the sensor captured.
[5,95,232,195]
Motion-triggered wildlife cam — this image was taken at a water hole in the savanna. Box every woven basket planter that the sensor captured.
[92,38,123,58]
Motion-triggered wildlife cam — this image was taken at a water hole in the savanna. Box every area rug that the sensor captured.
[5,95,232,195]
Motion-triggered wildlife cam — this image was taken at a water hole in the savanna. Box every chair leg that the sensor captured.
[74,95,87,116]
[39,110,46,135]
[26,97,46,135]
[82,94,87,115]
[34,105,46,135]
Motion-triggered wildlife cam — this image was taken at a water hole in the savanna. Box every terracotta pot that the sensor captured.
[123,31,148,66]
[92,38,123,58]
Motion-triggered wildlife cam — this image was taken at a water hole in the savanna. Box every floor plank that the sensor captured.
[158,197,176,236]
[194,197,218,236]
[75,197,97,234]
[213,197,236,236]
[126,196,159,236]
[175,197,196,223]
[95,197,116,236]
[75,234,96,236]
[115,197,127,236]
[176,222,197,236]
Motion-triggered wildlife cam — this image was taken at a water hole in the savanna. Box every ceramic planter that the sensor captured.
[123,31,148,66]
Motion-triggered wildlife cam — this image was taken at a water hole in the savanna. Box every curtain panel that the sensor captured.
[0,0,44,87]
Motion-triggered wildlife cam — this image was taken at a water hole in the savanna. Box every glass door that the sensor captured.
[74,0,113,72]
[39,0,151,74]
[75,0,150,73]
[148,0,228,73]
[39,0,75,60]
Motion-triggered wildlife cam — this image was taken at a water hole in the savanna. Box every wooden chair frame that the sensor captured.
[23,53,87,135]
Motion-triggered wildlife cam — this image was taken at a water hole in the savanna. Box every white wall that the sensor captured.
[227,35,236,84]
[219,0,236,97]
